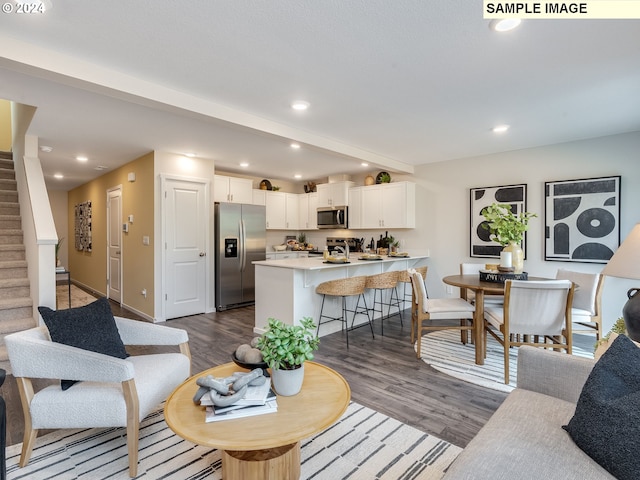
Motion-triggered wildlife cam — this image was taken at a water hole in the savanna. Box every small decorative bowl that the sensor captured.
[273,244,287,251]
[231,352,270,377]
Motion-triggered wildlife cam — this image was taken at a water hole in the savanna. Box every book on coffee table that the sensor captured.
[205,399,278,423]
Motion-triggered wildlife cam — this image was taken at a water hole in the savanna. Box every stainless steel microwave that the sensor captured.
[317,206,348,229]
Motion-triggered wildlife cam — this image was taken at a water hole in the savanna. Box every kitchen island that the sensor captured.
[253,254,429,337]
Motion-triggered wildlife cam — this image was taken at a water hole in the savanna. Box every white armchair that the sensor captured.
[5,316,191,478]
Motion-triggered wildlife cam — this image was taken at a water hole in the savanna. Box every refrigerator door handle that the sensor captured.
[240,219,246,271]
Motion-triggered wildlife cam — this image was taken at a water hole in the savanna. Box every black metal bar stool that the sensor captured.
[316,276,374,348]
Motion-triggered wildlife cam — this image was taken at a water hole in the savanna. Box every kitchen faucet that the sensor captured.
[335,241,349,259]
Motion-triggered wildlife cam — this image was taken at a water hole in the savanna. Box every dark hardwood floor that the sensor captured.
[1,302,508,449]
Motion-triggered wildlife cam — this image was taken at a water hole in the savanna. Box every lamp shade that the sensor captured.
[602,223,640,341]
[601,223,640,280]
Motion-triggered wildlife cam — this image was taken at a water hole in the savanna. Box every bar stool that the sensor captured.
[365,271,403,335]
[316,276,374,348]
[397,266,428,311]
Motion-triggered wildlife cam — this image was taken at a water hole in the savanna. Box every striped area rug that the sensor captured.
[418,330,593,393]
[6,402,461,480]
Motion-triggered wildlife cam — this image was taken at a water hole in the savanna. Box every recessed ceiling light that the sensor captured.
[184,152,196,158]
[76,156,88,162]
[294,174,302,179]
[40,145,53,153]
[493,124,510,133]
[361,162,369,167]
[290,143,301,149]
[53,173,63,179]
[291,101,310,111]
[95,165,108,171]
[239,162,249,168]
[489,19,521,32]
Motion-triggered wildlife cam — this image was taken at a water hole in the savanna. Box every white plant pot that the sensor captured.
[272,363,305,396]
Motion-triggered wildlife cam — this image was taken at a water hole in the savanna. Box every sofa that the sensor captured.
[443,346,615,480]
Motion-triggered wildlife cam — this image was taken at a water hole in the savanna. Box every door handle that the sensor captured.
[199,252,206,257]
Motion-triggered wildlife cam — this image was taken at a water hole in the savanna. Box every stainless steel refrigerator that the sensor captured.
[215,203,266,311]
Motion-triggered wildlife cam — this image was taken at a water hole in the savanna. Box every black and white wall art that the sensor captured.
[545,176,620,263]
[470,184,527,258]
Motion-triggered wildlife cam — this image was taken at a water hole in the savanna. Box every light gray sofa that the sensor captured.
[443,346,614,480]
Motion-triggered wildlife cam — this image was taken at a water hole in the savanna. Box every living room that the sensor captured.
[1,2,639,478]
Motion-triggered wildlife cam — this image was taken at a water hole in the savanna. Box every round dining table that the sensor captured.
[442,274,548,365]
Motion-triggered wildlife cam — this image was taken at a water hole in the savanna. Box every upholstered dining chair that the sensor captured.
[555,268,605,341]
[484,279,574,384]
[5,314,191,478]
[409,269,475,359]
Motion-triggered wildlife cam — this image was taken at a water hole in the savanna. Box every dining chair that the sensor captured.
[409,269,475,359]
[555,269,605,341]
[460,263,504,305]
[484,279,574,384]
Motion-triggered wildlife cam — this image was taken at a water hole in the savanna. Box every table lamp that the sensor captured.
[601,223,640,342]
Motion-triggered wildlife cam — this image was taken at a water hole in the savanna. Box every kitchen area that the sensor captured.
[213,173,428,335]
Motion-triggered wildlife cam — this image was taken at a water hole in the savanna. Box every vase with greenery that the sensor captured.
[257,317,320,395]
[55,237,64,267]
[481,203,537,273]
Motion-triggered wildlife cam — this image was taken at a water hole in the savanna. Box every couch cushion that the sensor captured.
[38,297,128,390]
[443,389,614,479]
[563,334,640,480]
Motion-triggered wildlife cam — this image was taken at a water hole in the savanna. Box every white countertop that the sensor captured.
[254,254,429,270]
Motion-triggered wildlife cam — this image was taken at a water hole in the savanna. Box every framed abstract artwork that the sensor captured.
[545,176,620,263]
[74,200,92,252]
[470,184,527,258]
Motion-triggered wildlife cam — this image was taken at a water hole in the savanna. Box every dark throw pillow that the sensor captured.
[38,297,128,390]
[563,334,640,480]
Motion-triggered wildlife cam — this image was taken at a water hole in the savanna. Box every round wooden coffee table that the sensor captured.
[164,361,350,480]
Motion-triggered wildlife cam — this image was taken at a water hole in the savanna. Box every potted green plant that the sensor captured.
[387,235,400,253]
[297,232,307,247]
[481,203,537,273]
[257,317,320,396]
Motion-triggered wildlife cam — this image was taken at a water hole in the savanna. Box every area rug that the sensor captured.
[417,330,594,393]
[56,284,98,309]
[6,402,461,480]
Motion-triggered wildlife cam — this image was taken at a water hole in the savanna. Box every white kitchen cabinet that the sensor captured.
[265,191,299,230]
[285,193,299,230]
[298,192,318,230]
[214,175,253,204]
[265,251,309,260]
[316,181,354,207]
[348,187,363,229]
[349,181,415,229]
[252,189,266,206]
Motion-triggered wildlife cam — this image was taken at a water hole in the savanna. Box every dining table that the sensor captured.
[442,274,549,365]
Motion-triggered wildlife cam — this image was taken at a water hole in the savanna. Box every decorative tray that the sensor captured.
[324,260,351,264]
[358,255,382,261]
[479,270,528,283]
[323,257,351,264]
[388,252,409,258]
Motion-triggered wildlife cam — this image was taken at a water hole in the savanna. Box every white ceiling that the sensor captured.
[0,0,639,191]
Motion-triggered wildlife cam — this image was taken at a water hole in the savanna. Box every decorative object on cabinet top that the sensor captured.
[376,171,391,184]
[304,181,317,193]
[364,175,375,186]
[259,179,272,190]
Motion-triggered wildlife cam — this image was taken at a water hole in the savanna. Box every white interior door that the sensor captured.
[107,187,122,303]
[164,178,207,319]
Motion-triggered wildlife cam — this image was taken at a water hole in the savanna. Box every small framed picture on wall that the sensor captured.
[545,176,620,263]
[470,184,527,258]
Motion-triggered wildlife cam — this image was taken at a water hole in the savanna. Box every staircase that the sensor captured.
[0,152,37,373]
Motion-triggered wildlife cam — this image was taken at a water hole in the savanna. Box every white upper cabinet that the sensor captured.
[298,192,318,230]
[265,191,299,230]
[316,181,354,207]
[349,182,415,229]
[214,175,253,204]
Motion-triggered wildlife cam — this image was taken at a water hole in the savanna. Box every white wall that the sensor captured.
[396,131,640,334]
